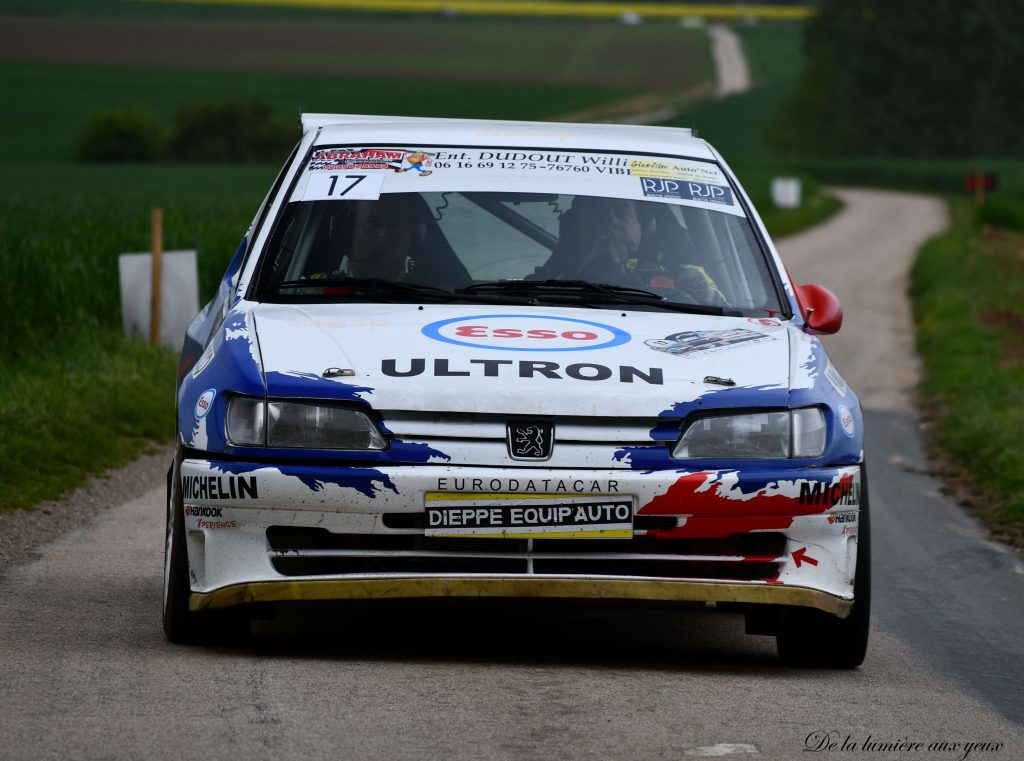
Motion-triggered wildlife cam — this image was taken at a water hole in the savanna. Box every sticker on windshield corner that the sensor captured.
[639,178,734,206]
[422,314,631,352]
[307,148,435,175]
[628,160,723,183]
[194,389,216,420]
[308,148,405,172]
[645,328,772,358]
[838,405,855,437]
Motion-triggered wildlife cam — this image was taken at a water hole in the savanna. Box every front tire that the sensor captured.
[776,469,871,668]
[162,447,248,644]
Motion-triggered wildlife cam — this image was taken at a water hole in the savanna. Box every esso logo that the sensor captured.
[838,405,855,437]
[194,389,216,420]
[422,314,630,352]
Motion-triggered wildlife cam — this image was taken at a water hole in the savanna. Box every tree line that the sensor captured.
[774,0,1024,158]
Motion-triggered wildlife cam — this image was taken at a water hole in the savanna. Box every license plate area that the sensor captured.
[424,493,634,539]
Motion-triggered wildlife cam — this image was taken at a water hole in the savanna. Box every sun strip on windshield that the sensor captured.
[290,145,747,218]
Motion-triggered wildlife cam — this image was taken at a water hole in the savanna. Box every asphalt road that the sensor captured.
[2,190,1022,760]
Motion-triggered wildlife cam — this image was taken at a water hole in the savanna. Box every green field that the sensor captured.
[2,61,637,164]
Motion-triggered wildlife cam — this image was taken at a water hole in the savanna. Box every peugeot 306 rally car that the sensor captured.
[164,113,868,667]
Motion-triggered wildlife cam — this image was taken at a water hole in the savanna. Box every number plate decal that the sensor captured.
[424,493,634,539]
[302,172,385,201]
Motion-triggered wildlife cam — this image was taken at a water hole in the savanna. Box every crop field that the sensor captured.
[0,14,709,89]
[0,0,814,21]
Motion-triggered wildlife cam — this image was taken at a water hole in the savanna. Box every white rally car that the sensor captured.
[164,114,868,667]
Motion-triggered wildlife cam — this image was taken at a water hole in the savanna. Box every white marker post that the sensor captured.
[150,208,163,347]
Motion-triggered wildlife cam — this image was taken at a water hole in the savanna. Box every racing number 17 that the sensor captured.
[327,174,366,197]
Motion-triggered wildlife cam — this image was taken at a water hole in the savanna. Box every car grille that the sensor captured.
[266,526,786,582]
[378,410,680,468]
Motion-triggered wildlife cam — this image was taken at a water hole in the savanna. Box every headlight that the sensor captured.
[672,407,827,459]
[226,397,387,450]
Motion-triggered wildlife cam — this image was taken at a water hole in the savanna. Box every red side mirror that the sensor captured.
[795,284,843,334]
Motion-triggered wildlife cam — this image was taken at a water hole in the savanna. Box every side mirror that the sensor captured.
[795,283,843,334]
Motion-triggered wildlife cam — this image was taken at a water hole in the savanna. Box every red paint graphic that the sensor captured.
[791,547,818,568]
[639,471,855,540]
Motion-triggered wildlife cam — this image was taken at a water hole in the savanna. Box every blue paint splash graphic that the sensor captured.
[265,370,374,402]
[210,461,398,499]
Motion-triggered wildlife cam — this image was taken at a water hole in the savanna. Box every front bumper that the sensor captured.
[180,460,863,616]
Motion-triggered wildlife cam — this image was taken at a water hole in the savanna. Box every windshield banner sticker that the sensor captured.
[297,147,743,215]
[645,328,773,358]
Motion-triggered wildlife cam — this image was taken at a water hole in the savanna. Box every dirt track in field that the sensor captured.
[0,15,707,88]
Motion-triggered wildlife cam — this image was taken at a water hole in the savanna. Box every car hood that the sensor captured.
[250,302,792,417]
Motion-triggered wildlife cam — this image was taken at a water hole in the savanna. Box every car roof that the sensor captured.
[302,113,716,161]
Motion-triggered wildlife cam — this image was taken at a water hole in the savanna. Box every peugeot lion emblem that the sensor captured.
[507,421,554,461]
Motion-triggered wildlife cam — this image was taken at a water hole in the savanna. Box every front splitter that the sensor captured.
[191,577,853,617]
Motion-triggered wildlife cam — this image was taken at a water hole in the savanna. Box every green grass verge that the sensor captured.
[911,200,1024,540]
[753,175,841,239]
[0,165,273,360]
[0,163,270,512]
[0,332,177,511]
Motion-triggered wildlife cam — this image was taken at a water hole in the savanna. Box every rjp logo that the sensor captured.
[639,178,734,206]
[507,421,554,461]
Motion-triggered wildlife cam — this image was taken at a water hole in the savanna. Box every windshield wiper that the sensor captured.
[459,279,661,298]
[457,279,742,316]
[270,277,533,305]
[275,277,453,296]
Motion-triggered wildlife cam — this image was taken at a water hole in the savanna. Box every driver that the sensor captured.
[564,196,725,305]
[343,194,415,280]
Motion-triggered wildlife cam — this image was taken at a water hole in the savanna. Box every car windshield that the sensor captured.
[254,146,784,316]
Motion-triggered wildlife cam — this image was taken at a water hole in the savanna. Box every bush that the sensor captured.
[977,198,1024,232]
[164,99,296,162]
[73,107,163,162]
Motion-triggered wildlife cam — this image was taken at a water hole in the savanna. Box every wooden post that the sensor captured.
[150,208,163,346]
